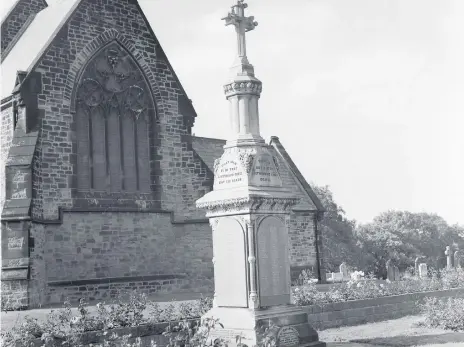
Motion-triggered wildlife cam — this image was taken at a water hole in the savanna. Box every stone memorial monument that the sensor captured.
[196,2,326,346]
[418,263,428,278]
[445,246,453,269]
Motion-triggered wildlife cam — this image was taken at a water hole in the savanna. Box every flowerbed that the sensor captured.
[420,296,464,332]
[0,292,213,347]
[293,268,464,306]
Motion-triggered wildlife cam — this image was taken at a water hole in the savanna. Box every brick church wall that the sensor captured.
[27,213,212,306]
[0,102,14,214]
[1,0,214,307]
[289,212,319,281]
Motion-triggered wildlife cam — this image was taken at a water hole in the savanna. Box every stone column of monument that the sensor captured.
[196,2,326,347]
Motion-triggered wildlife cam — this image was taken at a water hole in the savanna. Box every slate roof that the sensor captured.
[1,0,80,99]
[191,136,226,173]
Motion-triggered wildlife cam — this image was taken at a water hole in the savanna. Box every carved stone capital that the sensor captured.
[223,80,262,97]
[198,196,299,217]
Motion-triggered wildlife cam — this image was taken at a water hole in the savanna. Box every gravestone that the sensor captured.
[445,246,453,269]
[419,263,428,278]
[455,249,461,269]
[393,265,400,281]
[340,262,349,280]
[386,260,395,281]
[415,256,426,277]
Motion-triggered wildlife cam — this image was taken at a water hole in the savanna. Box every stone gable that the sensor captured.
[1,0,48,59]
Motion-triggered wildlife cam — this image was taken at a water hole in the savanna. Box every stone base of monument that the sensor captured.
[202,305,326,347]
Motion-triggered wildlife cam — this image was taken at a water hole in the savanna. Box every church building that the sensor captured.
[0,0,325,310]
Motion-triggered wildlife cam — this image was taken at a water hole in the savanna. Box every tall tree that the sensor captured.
[313,185,364,272]
[356,211,464,277]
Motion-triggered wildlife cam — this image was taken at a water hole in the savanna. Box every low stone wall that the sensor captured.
[301,287,464,330]
[46,275,200,304]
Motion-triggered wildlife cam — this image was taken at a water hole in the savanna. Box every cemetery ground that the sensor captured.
[1,269,464,347]
[1,301,464,347]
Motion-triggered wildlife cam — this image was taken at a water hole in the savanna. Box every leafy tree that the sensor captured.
[313,185,364,272]
[356,211,464,277]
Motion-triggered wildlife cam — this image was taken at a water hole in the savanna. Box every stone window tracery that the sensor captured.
[75,42,154,193]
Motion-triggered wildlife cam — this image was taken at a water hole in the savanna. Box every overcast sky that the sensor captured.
[2,0,463,225]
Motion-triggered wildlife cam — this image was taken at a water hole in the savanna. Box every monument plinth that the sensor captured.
[196,2,326,346]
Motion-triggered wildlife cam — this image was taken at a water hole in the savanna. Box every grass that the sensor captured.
[319,315,464,347]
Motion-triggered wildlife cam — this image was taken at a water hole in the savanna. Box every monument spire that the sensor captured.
[222,0,263,146]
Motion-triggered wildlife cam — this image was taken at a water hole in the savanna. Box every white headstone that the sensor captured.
[418,263,428,278]
[213,218,248,307]
[257,216,290,306]
[339,262,348,279]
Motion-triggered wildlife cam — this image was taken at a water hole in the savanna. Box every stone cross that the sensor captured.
[222,0,258,65]
[445,246,453,269]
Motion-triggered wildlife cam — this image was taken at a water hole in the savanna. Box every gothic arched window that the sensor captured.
[75,42,154,193]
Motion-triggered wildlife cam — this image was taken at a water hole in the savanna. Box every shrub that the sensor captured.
[293,268,464,306]
[162,317,225,347]
[0,293,213,347]
[421,297,464,331]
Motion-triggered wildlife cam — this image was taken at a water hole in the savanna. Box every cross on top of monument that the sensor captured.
[222,0,258,66]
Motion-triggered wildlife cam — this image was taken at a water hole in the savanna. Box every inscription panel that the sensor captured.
[277,327,299,347]
[1,223,29,260]
[8,237,24,250]
[213,218,248,307]
[250,153,281,187]
[257,216,290,307]
[215,160,246,188]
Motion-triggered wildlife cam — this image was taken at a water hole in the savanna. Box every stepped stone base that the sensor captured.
[203,305,326,347]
